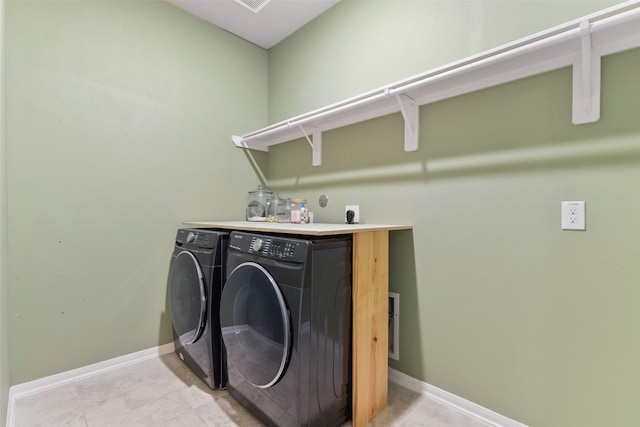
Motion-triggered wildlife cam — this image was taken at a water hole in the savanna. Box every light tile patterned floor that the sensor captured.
[12,353,488,426]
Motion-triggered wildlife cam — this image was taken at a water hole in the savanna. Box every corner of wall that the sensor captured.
[0,0,10,424]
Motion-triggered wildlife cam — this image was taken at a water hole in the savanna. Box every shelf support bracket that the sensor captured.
[231,135,245,148]
[298,124,322,166]
[572,20,601,124]
[396,93,419,151]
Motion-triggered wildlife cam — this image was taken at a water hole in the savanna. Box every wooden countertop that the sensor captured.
[183,220,412,236]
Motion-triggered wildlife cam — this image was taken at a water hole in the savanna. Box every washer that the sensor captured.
[168,228,229,390]
[220,231,352,427]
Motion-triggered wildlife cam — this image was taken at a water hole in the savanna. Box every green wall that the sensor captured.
[5,0,267,386]
[1,0,9,423]
[267,1,639,426]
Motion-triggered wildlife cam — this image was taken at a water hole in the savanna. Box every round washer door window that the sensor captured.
[220,262,291,389]
[168,251,207,345]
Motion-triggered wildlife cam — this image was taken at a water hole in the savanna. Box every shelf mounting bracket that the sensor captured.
[572,20,601,124]
[231,135,245,148]
[298,124,322,166]
[396,93,419,151]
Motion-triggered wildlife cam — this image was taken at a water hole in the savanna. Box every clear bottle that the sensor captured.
[300,202,308,224]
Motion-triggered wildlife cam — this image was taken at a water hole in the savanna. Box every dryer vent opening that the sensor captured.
[389,292,399,361]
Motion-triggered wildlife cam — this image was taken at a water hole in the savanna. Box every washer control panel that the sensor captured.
[230,232,308,263]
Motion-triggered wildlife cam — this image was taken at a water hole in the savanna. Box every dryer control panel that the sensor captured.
[229,232,309,263]
[175,228,224,249]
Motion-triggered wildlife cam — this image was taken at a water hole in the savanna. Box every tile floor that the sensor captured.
[12,353,488,427]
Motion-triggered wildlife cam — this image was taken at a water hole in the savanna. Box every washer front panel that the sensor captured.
[221,262,291,389]
[168,250,207,345]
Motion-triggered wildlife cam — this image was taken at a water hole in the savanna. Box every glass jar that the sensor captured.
[276,197,291,223]
[246,185,272,222]
[267,194,290,223]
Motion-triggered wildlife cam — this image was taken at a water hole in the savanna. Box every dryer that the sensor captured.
[168,228,228,390]
[220,231,352,427]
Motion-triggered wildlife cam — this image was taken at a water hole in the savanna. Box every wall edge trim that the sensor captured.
[388,368,528,427]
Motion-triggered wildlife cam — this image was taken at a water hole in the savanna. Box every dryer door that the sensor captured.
[220,262,291,389]
[168,250,207,345]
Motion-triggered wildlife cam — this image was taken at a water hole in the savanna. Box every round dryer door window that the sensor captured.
[220,262,291,389]
[168,251,207,346]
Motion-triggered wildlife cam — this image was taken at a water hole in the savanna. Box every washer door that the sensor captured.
[221,262,291,389]
[168,251,207,345]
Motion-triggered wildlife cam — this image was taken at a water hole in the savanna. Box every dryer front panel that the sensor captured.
[221,262,291,389]
[168,250,207,345]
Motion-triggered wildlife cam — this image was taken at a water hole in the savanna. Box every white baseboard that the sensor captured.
[6,342,174,427]
[388,368,528,427]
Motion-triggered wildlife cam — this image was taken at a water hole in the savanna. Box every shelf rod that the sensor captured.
[240,90,390,144]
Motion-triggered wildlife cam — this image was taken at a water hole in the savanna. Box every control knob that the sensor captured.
[251,238,263,252]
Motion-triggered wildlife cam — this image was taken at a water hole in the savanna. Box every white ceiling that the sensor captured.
[167,0,340,49]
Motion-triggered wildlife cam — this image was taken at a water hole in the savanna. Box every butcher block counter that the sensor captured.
[184,221,412,427]
[184,220,410,236]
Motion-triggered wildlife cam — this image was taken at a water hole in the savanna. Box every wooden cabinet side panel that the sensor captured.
[352,230,389,427]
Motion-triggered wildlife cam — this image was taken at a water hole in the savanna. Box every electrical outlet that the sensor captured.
[561,201,586,230]
[345,205,360,224]
[388,292,399,360]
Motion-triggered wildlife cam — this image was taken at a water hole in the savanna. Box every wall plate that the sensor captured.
[561,201,586,230]
[345,205,360,224]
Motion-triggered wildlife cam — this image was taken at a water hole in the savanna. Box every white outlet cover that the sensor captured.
[345,205,360,224]
[561,201,586,230]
